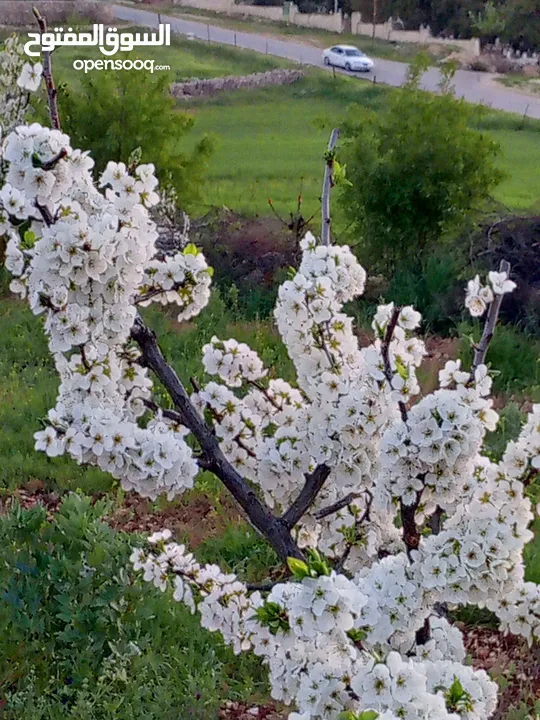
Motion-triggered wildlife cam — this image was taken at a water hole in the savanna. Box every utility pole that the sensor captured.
[372,0,378,43]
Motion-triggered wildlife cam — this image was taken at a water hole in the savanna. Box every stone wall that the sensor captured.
[0,0,113,26]
[289,6,342,33]
[350,13,480,55]
[173,0,342,32]
[171,68,304,98]
[170,0,481,50]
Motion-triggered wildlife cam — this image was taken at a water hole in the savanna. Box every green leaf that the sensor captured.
[395,357,409,381]
[287,557,310,580]
[333,160,353,188]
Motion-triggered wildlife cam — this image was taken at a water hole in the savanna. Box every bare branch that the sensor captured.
[143,399,184,426]
[469,259,511,380]
[131,315,303,561]
[33,8,61,131]
[281,464,331,530]
[35,200,54,226]
[321,128,339,246]
[400,494,423,559]
[246,580,281,592]
[315,492,364,520]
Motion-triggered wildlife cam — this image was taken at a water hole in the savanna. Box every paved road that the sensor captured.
[112,3,540,118]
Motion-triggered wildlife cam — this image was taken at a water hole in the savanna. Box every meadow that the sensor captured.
[1,30,540,718]
[41,32,540,221]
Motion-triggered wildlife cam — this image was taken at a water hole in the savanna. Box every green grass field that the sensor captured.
[179,74,540,220]
[30,30,540,221]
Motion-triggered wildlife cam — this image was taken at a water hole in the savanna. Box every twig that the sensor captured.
[335,490,374,573]
[281,464,331,530]
[33,148,67,171]
[400,495,423,559]
[380,305,408,423]
[35,201,54,226]
[134,287,169,305]
[429,506,444,535]
[33,8,61,131]
[143,399,184,426]
[321,128,339,246]
[246,580,280,592]
[315,491,364,520]
[469,259,511,381]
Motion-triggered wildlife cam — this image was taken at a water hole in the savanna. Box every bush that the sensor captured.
[59,66,213,209]
[193,208,301,319]
[340,56,503,277]
[0,494,266,718]
[387,249,464,334]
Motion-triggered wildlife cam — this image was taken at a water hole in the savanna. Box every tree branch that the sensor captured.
[380,305,408,423]
[400,496,422,559]
[33,147,67,171]
[469,259,511,380]
[321,128,339,246]
[131,315,304,562]
[281,463,331,530]
[33,8,61,131]
[315,491,364,520]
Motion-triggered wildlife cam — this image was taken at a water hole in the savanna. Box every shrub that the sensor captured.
[467,213,540,336]
[59,65,213,209]
[387,248,464,333]
[0,494,266,719]
[193,208,301,319]
[340,56,503,276]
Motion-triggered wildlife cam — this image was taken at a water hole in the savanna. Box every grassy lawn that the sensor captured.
[125,0,457,63]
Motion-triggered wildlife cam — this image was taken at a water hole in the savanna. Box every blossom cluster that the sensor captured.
[465,270,516,317]
[132,538,498,720]
[0,120,212,500]
[0,35,41,135]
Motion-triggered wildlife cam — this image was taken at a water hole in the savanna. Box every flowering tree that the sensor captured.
[1,33,540,720]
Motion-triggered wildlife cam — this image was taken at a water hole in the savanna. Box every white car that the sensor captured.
[322,45,374,72]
